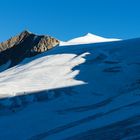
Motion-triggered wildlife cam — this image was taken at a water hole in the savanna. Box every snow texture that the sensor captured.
[0,35,140,140]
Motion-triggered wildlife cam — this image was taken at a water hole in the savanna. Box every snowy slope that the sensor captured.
[60,33,120,46]
[0,38,140,140]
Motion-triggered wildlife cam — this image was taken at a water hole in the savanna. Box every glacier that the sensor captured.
[0,35,140,140]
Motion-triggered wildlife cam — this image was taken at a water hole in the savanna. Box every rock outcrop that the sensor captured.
[0,30,59,68]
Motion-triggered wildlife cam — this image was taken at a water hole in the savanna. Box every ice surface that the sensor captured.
[0,37,140,140]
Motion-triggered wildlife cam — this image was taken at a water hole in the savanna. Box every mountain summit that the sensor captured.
[0,30,59,69]
[60,33,121,46]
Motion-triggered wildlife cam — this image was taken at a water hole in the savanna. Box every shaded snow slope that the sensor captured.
[60,33,121,46]
[0,38,140,140]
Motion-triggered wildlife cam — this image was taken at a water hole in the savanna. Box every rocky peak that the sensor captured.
[0,30,31,52]
[19,30,31,38]
[0,30,60,69]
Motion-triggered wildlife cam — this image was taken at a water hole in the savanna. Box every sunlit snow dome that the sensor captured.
[60,33,121,46]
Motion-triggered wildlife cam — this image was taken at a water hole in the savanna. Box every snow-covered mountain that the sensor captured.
[60,33,121,46]
[0,32,140,140]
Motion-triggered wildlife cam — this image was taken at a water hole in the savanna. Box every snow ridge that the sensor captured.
[60,33,121,46]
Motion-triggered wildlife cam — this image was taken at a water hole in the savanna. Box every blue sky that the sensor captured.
[0,0,140,42]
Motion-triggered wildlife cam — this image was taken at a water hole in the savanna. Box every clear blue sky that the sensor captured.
[0,0,140,42]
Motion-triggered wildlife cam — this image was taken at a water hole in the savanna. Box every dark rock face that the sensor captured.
[0,30,59,68]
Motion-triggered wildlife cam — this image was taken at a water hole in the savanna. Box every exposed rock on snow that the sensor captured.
[0,30,59,68]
